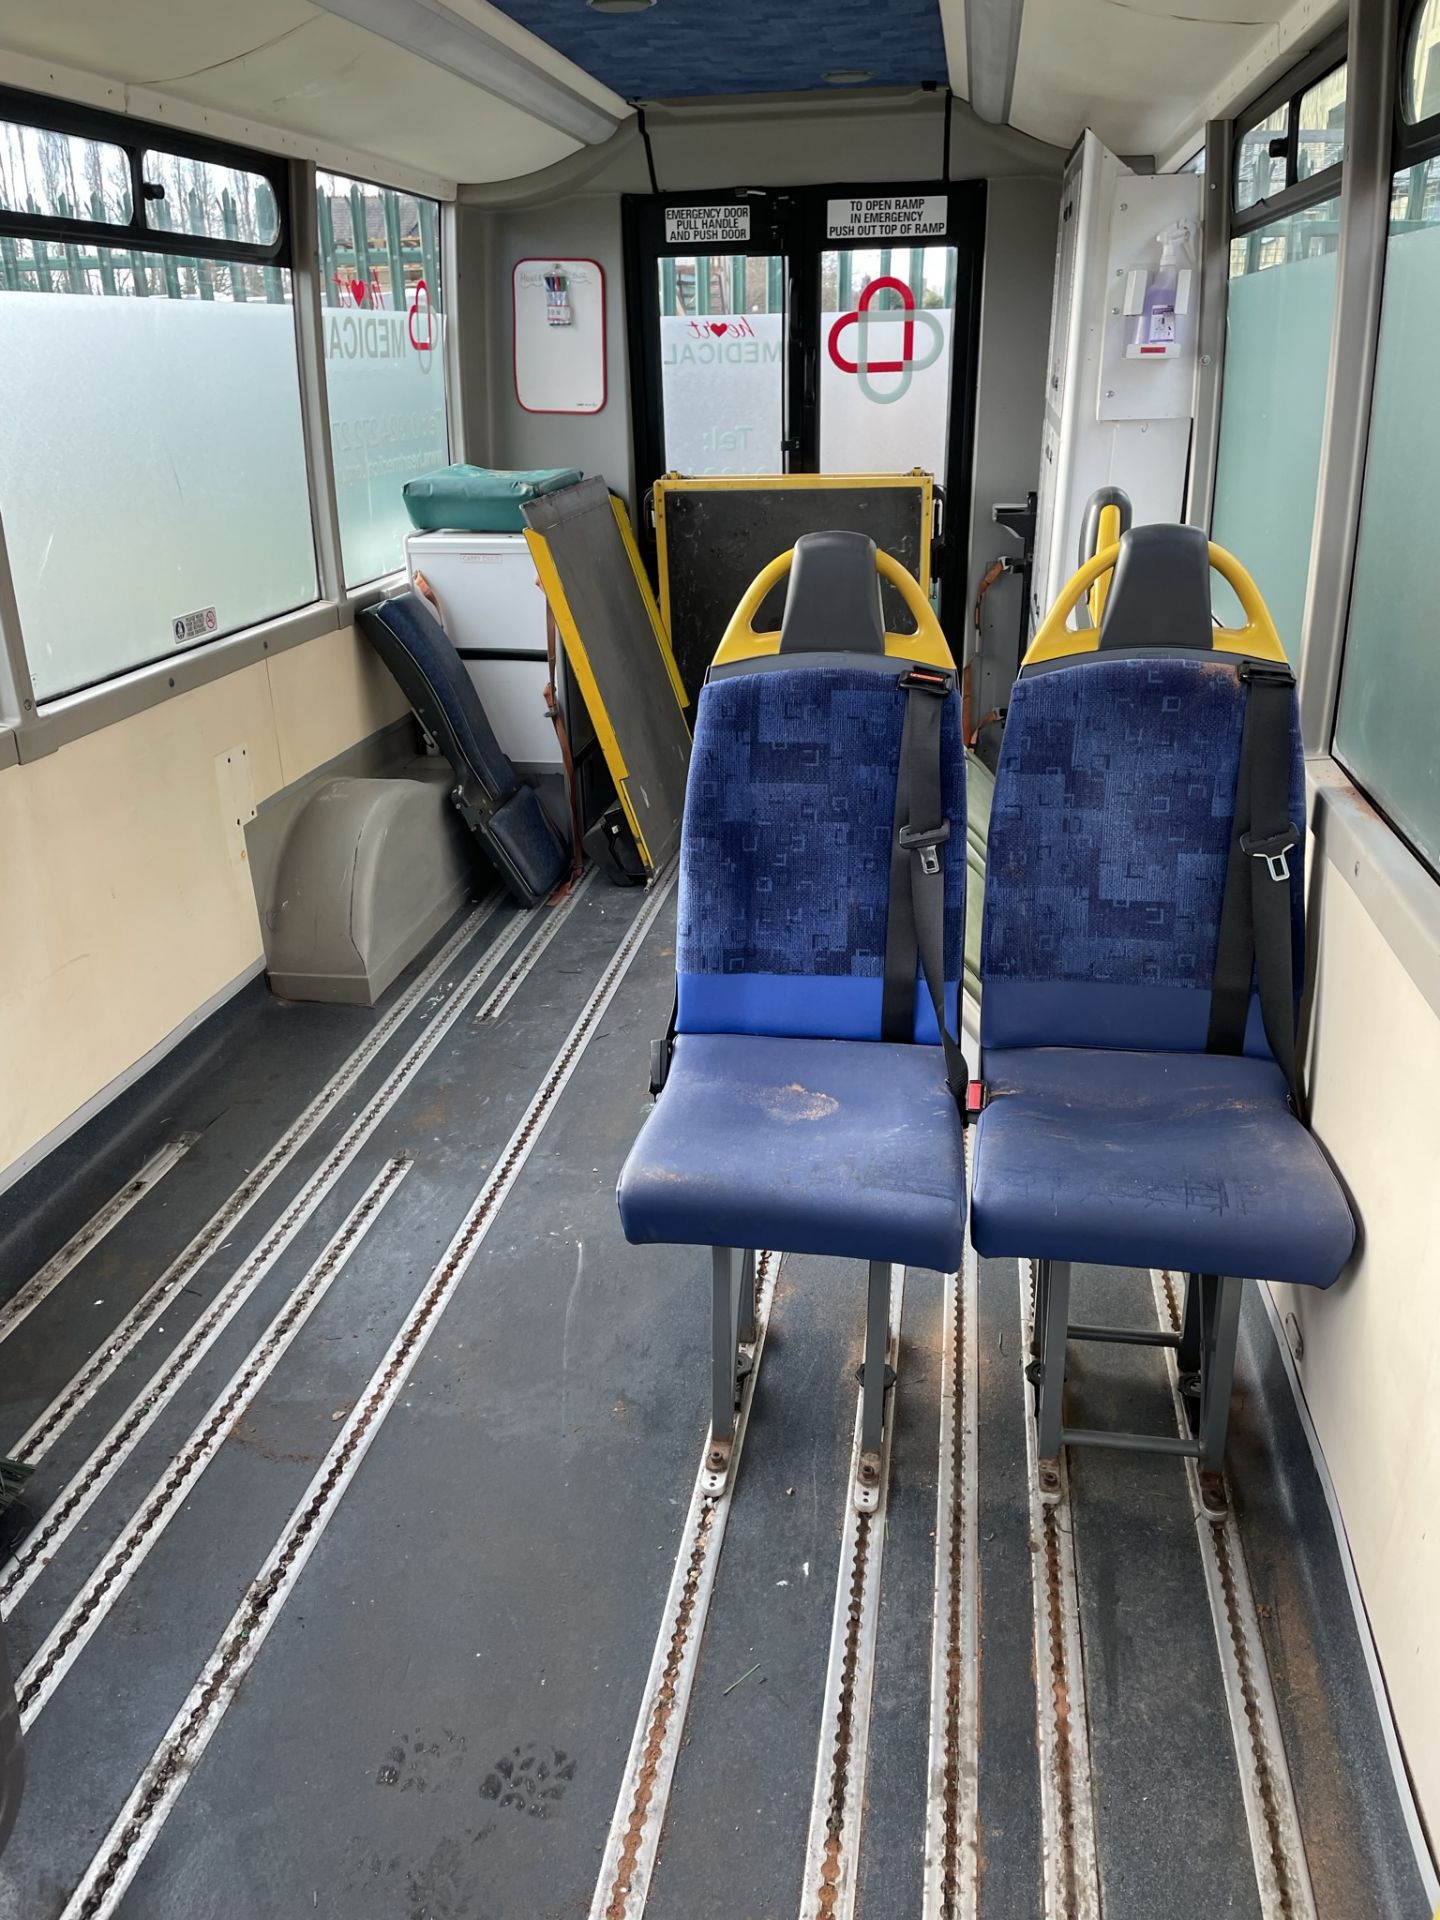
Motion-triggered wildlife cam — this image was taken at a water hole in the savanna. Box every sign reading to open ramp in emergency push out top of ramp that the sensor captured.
[523,479,691,874]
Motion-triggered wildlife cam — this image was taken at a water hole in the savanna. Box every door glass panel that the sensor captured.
[658,253,785,474]
[819,246,956,480]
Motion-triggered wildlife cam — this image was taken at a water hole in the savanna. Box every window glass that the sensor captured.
[1297,64,1346,178]
[1334,160,1440,871]
[658,254,785,474]
[0,240,315,700]
[1235,103,1289,210]
[317,171,448,586]
[818,246,957,482]
[1179,148,1206,175]
[1211,200,1341,654]
[0,116,131,225]
[1405,0,1440,122]
[141,149,280,247]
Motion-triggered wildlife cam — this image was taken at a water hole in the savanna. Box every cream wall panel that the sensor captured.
[1275,856,1440,1830]
[0,663,279,1172]
[266,623,410,791]
[0,626,409,1178]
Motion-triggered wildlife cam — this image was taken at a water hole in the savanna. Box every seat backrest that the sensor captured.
[676,662,966,1045]
[359,591,519,811]
[979,654,1304,1056]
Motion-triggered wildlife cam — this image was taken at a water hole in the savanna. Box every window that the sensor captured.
[1233,60,1346,211]
[1405,0,1440,123]
[1211,200,1342,655]
[0,115,131,224]
[317,171,448,587]
[657,253,786,475]
[1297,66,1347,178]
[140,149,281,248]
[1213,51,1348,655]
[1235,103,1289,210]
[0,95,314,701]
[1333,154,1440,872]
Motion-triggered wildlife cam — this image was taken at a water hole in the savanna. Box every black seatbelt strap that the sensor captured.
[1206,662,1304,1117]
[882,668,969,1111]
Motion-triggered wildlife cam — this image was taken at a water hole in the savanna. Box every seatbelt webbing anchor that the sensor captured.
[1240,824,1299,885]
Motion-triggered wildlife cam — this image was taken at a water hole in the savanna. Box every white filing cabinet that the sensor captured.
[404,531,561,773]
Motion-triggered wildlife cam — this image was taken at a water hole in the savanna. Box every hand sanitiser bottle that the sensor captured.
[1127,219,1194,357]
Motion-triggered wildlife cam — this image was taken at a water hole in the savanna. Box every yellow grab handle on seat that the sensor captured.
[1086,502,1123,627]
[1024,539,1288,668]
[712,546,955,671]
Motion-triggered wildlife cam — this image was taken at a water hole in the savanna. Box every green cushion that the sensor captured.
[403,464,583,534]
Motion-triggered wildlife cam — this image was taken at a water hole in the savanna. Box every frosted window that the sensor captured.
[818,247,956,482]
[1334,161,1440,872]
[317,172,448,587]
[657,254,785,475]
[1211,199,1341,655]
[1406,0,1440,123]
[0,247,316,701]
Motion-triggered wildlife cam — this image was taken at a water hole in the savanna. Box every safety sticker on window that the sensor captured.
[171,607,219,644]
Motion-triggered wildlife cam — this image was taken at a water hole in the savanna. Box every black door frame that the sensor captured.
[622,179,986,631]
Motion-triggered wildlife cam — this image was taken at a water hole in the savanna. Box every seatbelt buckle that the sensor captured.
[897,666,953,697]
[899,819,952,876]
[965,1081,987,1125]
[1240,824,1299,884]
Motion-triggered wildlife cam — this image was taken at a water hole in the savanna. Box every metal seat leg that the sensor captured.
[706,1247,745,1493]
[1196,1273,1243,1517]
[855,1260,895,1514]
[1033,1259,1071,1502]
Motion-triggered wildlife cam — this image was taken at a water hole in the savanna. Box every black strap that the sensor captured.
[1206,664,1304,1117]
[882,669,969,1110]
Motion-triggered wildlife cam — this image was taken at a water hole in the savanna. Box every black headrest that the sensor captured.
[778,531,886,655]
[1098,524,1215,654]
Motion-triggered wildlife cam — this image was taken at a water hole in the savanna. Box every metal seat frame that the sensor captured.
[1029,1260,1243,1517]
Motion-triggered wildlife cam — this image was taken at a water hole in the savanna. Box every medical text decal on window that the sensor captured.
[317,171,448,588]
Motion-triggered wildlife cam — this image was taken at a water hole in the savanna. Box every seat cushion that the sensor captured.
[970,1048,1354,1287]
[617,1033,966,1272]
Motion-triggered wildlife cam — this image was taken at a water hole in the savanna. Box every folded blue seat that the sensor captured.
[969,523,1355,1507]
[359,589,568,908]
[616,531,967,1503]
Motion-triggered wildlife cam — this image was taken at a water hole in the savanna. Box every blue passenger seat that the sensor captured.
[616,531,968,1499]
[970,523,1355,1502]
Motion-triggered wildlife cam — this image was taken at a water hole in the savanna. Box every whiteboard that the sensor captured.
[512,257,606,415]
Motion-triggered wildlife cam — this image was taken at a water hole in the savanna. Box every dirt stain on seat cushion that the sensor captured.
[758,1082,840,1123]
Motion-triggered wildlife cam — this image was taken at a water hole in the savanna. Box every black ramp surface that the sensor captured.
[658,481,929,701]
[525,480,691,871]
[102,896,698,1920]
